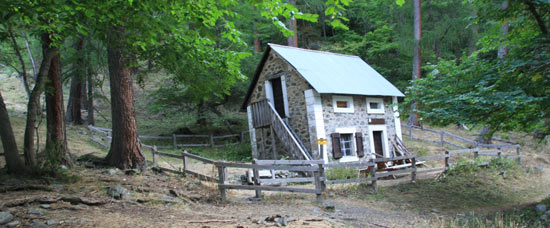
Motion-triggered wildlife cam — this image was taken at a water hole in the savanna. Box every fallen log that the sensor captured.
[1,195,107,208]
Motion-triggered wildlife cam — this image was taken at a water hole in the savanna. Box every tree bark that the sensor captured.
[104,27,145,170]
[23,33,56,167]
[0,91,27,174]
[408,0,421,126]
[87,68,94,126]
[66,39,85,125]
[287,0,298,47]
[45,48,73,167]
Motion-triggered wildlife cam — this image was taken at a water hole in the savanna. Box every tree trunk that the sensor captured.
[87,67,94,126]
[66,39,85,125]
[7,24,31,97]
[475,126,495,144]
[45,49,73,167]
[0,91,27,174]
[252,6,262,54]
[23,33,56,167]
[287,0,298,47]
[81,76,88,109]
[408,0,422,126]
[104,27,145,170]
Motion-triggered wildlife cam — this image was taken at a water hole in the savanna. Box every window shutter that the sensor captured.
[355,132,364,157]
[331,133,342,159]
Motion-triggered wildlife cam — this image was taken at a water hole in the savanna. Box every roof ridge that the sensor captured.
[267,43,360,58]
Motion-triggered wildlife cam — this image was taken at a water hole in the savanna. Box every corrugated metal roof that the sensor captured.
[269,44,405,97]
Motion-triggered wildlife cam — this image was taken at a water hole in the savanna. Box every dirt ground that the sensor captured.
[0,164,434,228]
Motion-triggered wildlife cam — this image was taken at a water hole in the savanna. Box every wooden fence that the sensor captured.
[144,146,522,203]
[88,125,249,149]
[401,124,521,151]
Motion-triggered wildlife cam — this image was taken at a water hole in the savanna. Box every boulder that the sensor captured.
[6,221,20,228]
[107,184,130,200]
[0,211,14,225]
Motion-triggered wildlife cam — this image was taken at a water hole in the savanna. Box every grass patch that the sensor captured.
[378,157,528,213]
[433,197,550,227]
[326,167,359,180]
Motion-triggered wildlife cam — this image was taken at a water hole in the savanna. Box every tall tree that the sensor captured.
[408,0,422,126]
[288,0,299,47]
[44,43,72,168]
[66,38,85,125]
[103,26,145,169]
[0,91,27,174]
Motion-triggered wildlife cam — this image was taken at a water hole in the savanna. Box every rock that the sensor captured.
[431,209,440,213]
[6,221,20,228]
[27,209,42,215]
[169,189,180,197]
[60,165,68,170]
[46,220,59,225]
[30,222,48,228]
[107,184,130,200]
[536,204,547,214]
[105,169,119,175]
[161,194,183,204]
[40,204,51,209]
[32,219,42,223]
[0,211,14,225]
[322,202,335,211]
[535,166,545,173]
[545,210,550,217]
[51,184,64,192]
[541,214,548,221]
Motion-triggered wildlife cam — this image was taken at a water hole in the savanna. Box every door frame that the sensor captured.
[265,75,289,118]
[368,125,389,158]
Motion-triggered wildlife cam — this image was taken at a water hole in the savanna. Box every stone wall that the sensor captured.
[321,95,397,162]
[247,50,314,159]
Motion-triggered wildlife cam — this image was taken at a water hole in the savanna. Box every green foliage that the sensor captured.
[190,143,252,162]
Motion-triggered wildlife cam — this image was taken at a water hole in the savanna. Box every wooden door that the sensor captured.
[373,131,384,157]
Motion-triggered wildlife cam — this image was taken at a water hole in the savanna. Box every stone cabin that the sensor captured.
[241,43,405,163]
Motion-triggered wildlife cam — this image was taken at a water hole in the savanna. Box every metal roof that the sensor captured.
[269,43,405,97]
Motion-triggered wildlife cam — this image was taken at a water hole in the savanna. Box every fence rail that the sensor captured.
[141,145,522,203]
[88,125,249,149]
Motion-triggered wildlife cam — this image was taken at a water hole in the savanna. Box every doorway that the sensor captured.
[372,131,383,157]
[270,77,286,118]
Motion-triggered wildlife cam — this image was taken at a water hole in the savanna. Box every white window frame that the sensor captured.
[335,127,358,162]
[366,97,385,114]
[332,95,354,113]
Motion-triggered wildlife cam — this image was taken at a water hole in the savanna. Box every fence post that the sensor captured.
[516,146,521,164]
[411,156,417,183]
[181,151,188,177]
[240,131,245,144]
[252,159,262,199]
[172,134,177,149]
[217,165,226,201]
[210,134,215,148]
[370,163,378,193]
[497,147,502,158]
[474,149,479,160]
[319,163,326,193]
[152,146,158,166]
[409,126,413,139]
[444,150,450,173]
[313,165,323,203]
[440,131,445,147]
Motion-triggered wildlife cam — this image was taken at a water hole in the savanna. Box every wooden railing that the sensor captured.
[250,99,312,160]
[88,125,249,149]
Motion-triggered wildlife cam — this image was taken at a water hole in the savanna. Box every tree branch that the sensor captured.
[523,0,548,35]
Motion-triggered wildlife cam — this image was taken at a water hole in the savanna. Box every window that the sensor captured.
[333,96,354,113]
[366,97,384,114]
[340,134,353,157]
